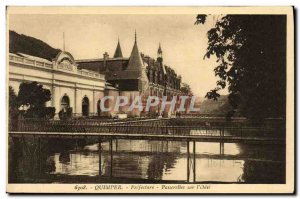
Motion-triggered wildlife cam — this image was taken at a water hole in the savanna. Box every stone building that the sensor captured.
[77,33,182,116]
[9,31,183,118]
[142,43,182,99]
[8,51,112,117]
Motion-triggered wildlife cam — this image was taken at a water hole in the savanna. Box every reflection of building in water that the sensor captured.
[83,140,183,180]
[146,152,179,180]
[112,155,150,179]
[108,140,182,153]
[51,153,100,176]
[195,158,245,182]
[45,157,56,173]
[103,140,181,180]
[59,151,71,165]
[9,139,286,183]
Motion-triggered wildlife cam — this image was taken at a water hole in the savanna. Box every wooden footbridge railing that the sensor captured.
[9,118,285,143]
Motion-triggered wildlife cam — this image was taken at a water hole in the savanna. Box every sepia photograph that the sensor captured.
[6,6,294,194]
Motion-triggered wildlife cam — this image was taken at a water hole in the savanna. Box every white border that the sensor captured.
[1,1,298,198]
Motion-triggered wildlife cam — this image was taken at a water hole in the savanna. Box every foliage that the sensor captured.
[180,83,192,95]
[16,81,55,119]
[200,95,231,114]
[26,107,56,119]
[194,15,207,25]
[17,81,51,107]
[58,107,73,120]
[195,15,286,119]
[9,86,19,120]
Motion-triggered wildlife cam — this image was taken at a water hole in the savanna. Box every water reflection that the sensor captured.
[193,159,245,182]
[9,137,285,183]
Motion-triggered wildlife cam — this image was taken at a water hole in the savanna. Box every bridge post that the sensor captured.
[220,127,225,137]
[115,139,118,152]
[222,142,224,155]
[126,124,129,134]
[38,137,41,176]
[221,127,224,138]
[75,139,78,151]
[240,127,243,137]
[193,141,196,183]
[187,141,190,182]
[220,142,224,156]
[109,138,113,179]
[98,137,102,177]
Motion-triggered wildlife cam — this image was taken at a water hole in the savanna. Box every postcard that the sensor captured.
[6,6,294,194]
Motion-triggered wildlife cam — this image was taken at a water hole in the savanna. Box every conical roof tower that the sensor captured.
[127,31,144,71]
[158,42,162,54]
[127,31,148,92]
[113,38,123,58]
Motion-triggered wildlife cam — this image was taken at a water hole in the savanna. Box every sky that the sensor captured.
[9,14,228,98]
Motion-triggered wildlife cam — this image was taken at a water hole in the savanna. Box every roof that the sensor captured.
[76,57,129,63]
[113,40,123,58]
[158,43,162,53]
[127,38,144,71]
[105,70,141,80]
[76,33,180,82]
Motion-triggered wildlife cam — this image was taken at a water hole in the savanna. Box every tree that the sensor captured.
[180,83,192,95]
[9,86,19,120]
[195,15,286,119]
[17,81,55,119]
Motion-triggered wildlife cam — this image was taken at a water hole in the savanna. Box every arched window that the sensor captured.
[82,96,89,117]
[61,95,70,110]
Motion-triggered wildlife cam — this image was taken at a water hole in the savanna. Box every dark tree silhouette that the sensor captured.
[9,86,19,123]
[180,83,192,95]
[17,81,55,119]
[195,15,286,119]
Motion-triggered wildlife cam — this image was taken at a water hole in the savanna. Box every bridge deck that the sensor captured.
[9,131,285,144]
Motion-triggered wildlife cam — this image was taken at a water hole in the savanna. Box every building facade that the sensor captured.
[77,33,182,98]
[77,33,182,116]
[9,51,108,117]
[9,32,184,118]
[142,43,182,99]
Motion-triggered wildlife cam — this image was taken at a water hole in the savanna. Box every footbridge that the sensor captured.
[9,118,285,144]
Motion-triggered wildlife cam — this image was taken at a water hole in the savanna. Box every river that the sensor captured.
[8,136,285,184]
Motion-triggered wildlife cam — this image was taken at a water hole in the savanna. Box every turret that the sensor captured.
[157,42,163,62]
[127,31,149,93]
[113,38,123,58]
[127,31,144,71]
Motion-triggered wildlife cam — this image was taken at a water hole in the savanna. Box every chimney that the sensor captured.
[103,52,109,71]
